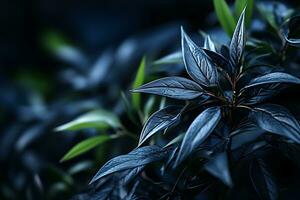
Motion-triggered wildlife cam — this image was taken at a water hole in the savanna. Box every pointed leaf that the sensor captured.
[204,152,233,187]
[213,0,236,36]
[90,146,170,184]
[61,135,111,162]
[55,109,122,131]
[243,72,300,89]
[234,0,253,26]
[203,34,216,52]
[202,49,230,71]
[139,106,182,146]
[251,104,300,144]
[230,8,246,68]
[132,57,146,110]
[174,107,221,167]
[182,28,219,87]
[132,76,204,100]
[250,159,278,200]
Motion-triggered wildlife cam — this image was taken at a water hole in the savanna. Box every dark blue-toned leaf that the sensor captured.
[181,28,219,87]
[231,122,265,150]
[138,106,182,147]
[251,104,300,144]
[90,146,170,184]
[202,49,230,71]
[280,16,300,47]
[243,72,300,89]
[132,76,204,100]
[174,107,221,167]
[239,83,281,105]
[203,34,216,52]
[250,159,278,200]
[230,9,246,68]
[204,152,233,187]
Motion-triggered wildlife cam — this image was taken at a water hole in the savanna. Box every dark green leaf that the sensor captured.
[61,135,111,162]
[213,0,236,36]
[250,159,278,200]
[181,28,219,87]
[243,72,300,89]
[132,76,204,100]
[90,146,170,184]
[132,57,146,110]
[174,107,221,167]
[204,152,233,187]
[230,8,246,68]
[138,106,182,147]
[251,104,300,144]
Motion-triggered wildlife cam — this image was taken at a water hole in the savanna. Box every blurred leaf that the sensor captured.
[234,0,253,26]
[41,31,70,53]
[213,0,236,36]
[153,51,182,65]
[132,57,146,111]
[55,109,122,131]
[61,135,111,162]
[143,96,156,121]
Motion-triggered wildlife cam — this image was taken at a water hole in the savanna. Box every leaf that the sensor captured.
[55,110,121,131]
[213,0,236,36]
[132,57,146,110]
[202,49,230,72]
[250,159,278,200]
[243,72,300,89]
[181,28,219,87]
[153,51,182,65]
[90,146,170,184]
[204,152,233,187]
[234,0,253,26]
[203,33,216,52]
[230,8,246,68]
[61,135,111,162]
[251,104,300,144]
[132,76,204,100]
[280,16,300,47]
[55,109,122,131]
[138,106,182,147]
[231,122,265,150]
[239,83,281,105]
[174,107,221,167]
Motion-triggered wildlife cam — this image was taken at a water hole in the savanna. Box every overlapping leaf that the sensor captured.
[132,76,204,100]
[174,107,221,167]
[138,106,182,146]
[90,146,170,184]
[251,104,300,144]
[181,28,219,87]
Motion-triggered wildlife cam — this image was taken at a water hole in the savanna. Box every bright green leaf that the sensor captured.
[60,135,111,162]
[234,0,253,26]
[132,57,146,110]
[213,0,236,36]
[55,109,122,131]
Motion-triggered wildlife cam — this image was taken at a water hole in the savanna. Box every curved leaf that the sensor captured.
[243,72,300,89]
[250,159,278,200]
[61,135,111,162]
[181,28,219,87]
[132,76,204,100]
[132,57,146,110]
[251,104,300,144]
[153,51,182,65]
[213,0,236,36]
[138,106,182,147]
[203,34,216,52]
[202,49,230,72]
[230,8,246,68]
[90,146,170,184]
[234,0,253,26]
[204,152,233,187]
[55,109,122,131]
[174,106,221,167]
